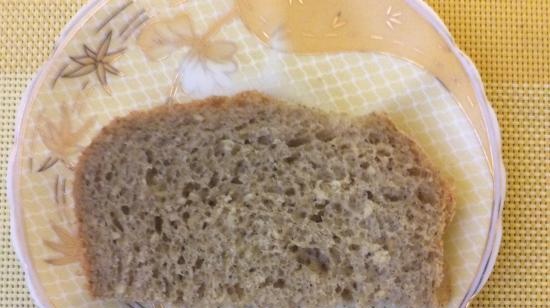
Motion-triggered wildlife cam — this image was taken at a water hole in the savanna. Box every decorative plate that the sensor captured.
[8,0,505,307]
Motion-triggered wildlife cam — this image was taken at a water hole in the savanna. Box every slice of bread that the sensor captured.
[74,91,454,308]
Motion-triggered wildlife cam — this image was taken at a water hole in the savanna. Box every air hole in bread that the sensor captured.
[341,288,353,301]
[273,278,285,288]
[145,149,153,163]
[287,136,310,147]
[383,187,406,202]
[197,283,205,299]
[283,153,300,164]
[284,187,296,196]
[181,182,199,198]
[366,191,374,200]
[258,134,272,145]
[259,277,273,288]
[295,247,330,273]
[110,212,123,232]
[154,216,163,233]
[309,214,323,223]
[367,131,383,144]
[192,258,204,272]
[417,184,438,204]
[377,148,391,157]
[343,264,354,276]
[145,168,158,186]
[208,174,218,189]
[315,129,336,142]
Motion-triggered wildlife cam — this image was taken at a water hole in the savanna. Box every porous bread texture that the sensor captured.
[74,91,454,308]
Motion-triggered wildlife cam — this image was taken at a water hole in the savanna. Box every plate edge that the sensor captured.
[405,1,506,307]
[8,0,108,307]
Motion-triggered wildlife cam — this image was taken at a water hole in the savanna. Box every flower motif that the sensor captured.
[37,100,94,171]
[137,11,238,99]
[385,6,402,30]
[178,40,238,96]
[63,31,126,95]
[43,223,83,266]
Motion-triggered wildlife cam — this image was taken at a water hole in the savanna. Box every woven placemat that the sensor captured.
[0,1,547,307]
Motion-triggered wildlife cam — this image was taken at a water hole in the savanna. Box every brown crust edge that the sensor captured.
[366,113,456,307]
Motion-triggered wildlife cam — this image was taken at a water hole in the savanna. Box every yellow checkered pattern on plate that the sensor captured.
[0,1,547,307]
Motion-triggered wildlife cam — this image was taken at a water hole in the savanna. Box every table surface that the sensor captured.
[0,1,548,307]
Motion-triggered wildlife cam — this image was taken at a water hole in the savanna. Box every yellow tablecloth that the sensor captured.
[0,1,547,307]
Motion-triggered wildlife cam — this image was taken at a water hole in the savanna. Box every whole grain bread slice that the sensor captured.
[74,91,454,308]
